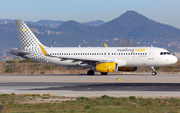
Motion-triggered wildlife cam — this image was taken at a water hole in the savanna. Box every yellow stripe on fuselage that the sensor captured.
[39,44,48,55]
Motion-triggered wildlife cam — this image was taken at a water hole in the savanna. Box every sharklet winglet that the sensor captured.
[39,44,48,56]
[104,43,107,47]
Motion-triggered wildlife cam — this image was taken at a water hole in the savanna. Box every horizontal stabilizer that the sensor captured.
[6,50,31,56]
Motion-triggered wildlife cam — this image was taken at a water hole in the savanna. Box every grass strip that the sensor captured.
[0,95,180,113]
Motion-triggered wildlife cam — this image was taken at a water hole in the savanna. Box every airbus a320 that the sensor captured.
[8,20,178,75]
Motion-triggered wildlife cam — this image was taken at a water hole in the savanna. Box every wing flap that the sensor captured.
[53,56,113,64]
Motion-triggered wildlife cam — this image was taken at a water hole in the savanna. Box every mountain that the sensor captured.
[99,11,180,48]
[100,11,180,40]
[0,19,14,24]
[1,10,180,57]
[53,11,180,51]
[0,19,104,28]
[82,20,105,26]
[26,20,65,28]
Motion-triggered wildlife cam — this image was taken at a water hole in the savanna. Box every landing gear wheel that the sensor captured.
[87,70,94,75]
[101,72,108,75]
[152,71,156,76]
[151,66,157,76]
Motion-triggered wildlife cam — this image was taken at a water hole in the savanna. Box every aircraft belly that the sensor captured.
[50,58,88,67]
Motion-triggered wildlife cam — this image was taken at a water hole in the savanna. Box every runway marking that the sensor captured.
[0,90,15,91]
[73,80,148,83]
[135,80,148,82]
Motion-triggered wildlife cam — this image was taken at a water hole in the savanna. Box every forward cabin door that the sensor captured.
[148,49,154,60]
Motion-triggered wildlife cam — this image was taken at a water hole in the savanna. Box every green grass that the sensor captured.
[6,60,16,63]
[0,95,180,113]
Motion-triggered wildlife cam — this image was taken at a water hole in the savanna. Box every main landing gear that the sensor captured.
[87,70,94,75]
[101,72,108,75]
[87,70,108,75]
[151,66,157,76]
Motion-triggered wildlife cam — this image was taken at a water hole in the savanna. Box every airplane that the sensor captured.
[8,20,178,76]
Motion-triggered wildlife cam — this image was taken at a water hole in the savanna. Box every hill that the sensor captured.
[0,10,180,57]
[0,19,104,28]
[82,20,105,26]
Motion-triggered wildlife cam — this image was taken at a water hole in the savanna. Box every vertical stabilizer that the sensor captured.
[14,20,44,51]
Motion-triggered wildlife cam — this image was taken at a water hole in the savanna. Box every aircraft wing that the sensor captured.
[52,56,113,64]
[6,50,31,57]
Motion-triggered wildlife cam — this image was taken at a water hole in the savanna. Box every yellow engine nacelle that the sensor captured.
[118,67,138,72]
[93,62,118,73]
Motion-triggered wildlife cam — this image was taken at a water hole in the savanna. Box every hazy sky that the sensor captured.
[1,0,180,28]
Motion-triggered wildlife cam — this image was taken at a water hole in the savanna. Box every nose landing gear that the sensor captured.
[151,66,157,75]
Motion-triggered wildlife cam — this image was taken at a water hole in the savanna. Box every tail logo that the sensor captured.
[22,28,25,31]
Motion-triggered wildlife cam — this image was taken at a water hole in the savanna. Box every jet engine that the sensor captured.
[92,62,118,73]
[118,67,138,72]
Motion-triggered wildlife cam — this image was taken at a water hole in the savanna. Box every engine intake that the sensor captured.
[118,67,138,72]
[93,62,118,73]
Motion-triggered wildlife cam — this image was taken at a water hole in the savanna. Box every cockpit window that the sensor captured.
[160,52,171,55]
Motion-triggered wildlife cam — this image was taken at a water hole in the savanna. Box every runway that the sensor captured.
[0,74,180,97]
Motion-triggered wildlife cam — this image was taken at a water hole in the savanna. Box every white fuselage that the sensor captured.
[35,46,178,67]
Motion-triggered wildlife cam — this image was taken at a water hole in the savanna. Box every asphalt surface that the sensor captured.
[0,74,180,97]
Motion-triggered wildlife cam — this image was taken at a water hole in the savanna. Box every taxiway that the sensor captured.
[0,74,180,97]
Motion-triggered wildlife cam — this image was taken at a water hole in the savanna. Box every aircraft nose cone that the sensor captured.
[172,56,178,64]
